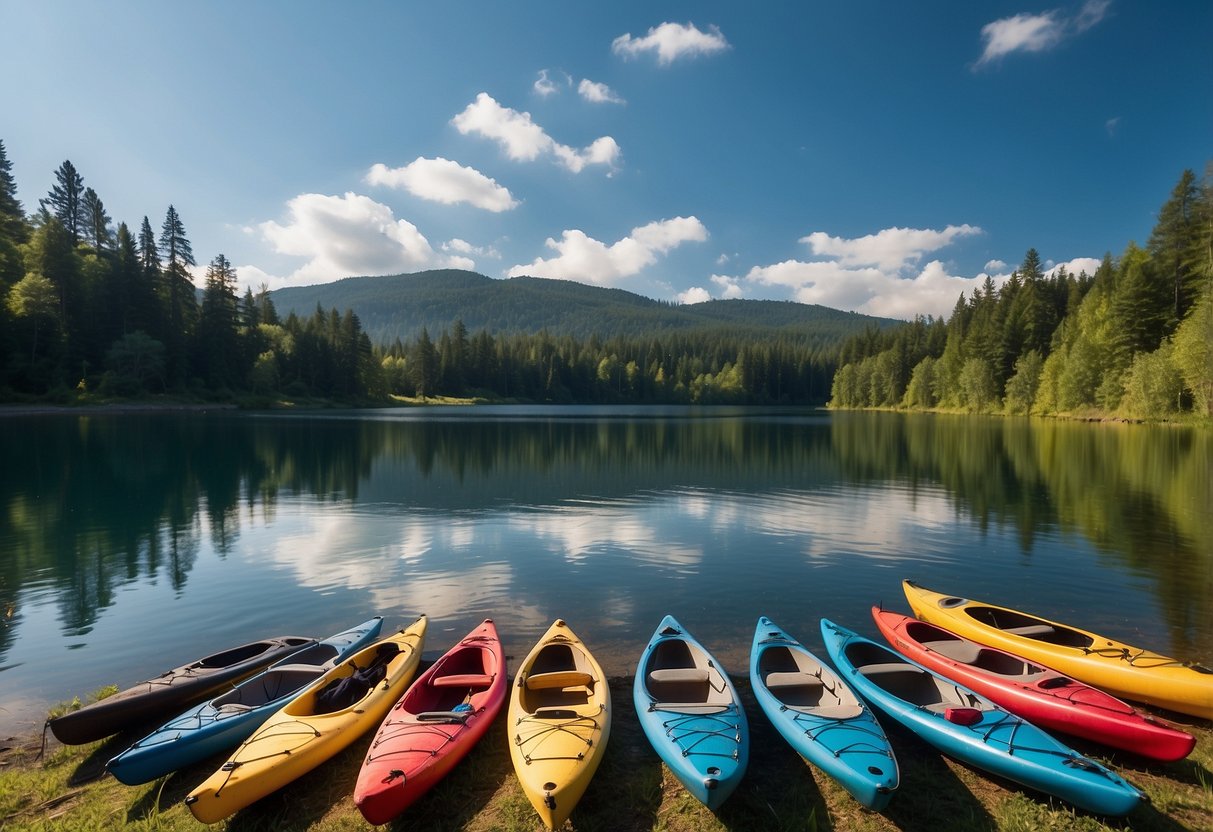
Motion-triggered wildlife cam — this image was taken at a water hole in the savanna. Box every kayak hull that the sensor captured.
[903,580,1213,721]
[185,617,427,824]
[750,617,897,810]
[49,634,314,745]
[872,608,1194,762]
[634,615,748,810]
[508,619,611,830]
[821,618,1143,817]
[107,617,384,784]
[355,620,507,825]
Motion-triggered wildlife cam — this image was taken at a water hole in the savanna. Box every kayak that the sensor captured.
[355,620,507,825]
[750,617,898,810]
[107,616,384,784]
[872,607,1194,762]
[634,615,748,810]
[821,619,1143,817]
[903,580,1213,720]
[48,634,314,745]
[508,619,611,830]
[185,617,427,824]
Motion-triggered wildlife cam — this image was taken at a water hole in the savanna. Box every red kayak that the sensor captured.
[354,619,507,825]
[872,608,1194,762]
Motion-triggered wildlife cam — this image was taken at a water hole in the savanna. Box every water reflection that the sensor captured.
[0,408,1210,732]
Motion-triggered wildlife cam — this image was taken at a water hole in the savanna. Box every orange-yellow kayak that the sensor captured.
[186,617,427,824]
[903,581,1212,720]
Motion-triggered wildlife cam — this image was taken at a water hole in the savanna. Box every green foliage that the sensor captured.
[1172,286,1213,416]
[1119,340,1182,419]
[104,331,165,395]
[829,168,1213,420]
[1003,349,1043,415]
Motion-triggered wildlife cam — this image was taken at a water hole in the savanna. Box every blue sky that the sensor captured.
[2,1,1209,320]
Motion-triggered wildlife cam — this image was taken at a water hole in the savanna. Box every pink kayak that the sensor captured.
[873,608,1194,762]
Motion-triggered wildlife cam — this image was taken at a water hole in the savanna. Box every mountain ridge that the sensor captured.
[269,269,899,346]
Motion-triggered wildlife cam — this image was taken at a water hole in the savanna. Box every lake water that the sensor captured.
[1,407,1210,735]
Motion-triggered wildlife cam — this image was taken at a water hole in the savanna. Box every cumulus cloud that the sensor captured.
[711,273,744,299]
[506,216,708,286]
[451,92,620,173]
[744,258,1001,320]
[676,286,712,304]
[443,238,501,259]
[365,157,518,212]
[243,192,470,289]
[578,78,625,104]
[533,68,570,97]
[984,259,1008,272]
[976,0,1110,67]
[1046,257,1101,277]
[612,21,730,65]
[800,224,982,272]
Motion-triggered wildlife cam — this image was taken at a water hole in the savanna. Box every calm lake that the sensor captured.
[1,407,1210,734]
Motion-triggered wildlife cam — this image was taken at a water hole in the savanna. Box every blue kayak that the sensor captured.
[107,616,383,785]
[820,619,1143,817]
[634,616,748,810]
[750,617,898,810]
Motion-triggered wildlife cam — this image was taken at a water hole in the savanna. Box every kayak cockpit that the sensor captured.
[964,607,1093,648]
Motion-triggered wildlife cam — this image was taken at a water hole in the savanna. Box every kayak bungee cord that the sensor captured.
[656,707,743,760]
[208,721,321,796]
[514,705,605,764]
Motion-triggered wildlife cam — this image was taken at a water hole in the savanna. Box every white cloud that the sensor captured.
[711,273,744,299]
[984,259,1007,272]
[443,238,501,259]
[1105,116,1121,137]
[244,192,470,289]
[800,224,982,272]
[746,258,1005,320]
[1046,257,1101,277]
[533,69,570,97]
[676,286,712,304]
[612,21,729,65]
[451,92,620,173]
[365,157,518,212]
[976,0,1110,67]
[578,78,625,104]
[506,216,708,286]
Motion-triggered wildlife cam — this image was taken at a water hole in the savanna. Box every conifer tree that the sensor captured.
[81,187,113,250]
[0,139,25,244]
[40,160,86,243]
[158,205,197,385]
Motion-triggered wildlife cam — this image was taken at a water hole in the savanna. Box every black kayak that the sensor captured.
[48,635,313,745]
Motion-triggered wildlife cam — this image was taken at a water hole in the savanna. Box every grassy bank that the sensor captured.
[2,677,1210,832]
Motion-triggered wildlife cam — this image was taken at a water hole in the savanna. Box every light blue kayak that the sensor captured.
[750,617,897,810]
[634,615,748,810]
[820,619,1144,817]
[107,616,383,785]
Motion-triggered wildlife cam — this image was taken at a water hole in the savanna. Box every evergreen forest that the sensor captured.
[829,167,1213,420]
[0,142,878,406]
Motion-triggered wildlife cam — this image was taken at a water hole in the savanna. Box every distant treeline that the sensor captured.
[829,167,1213,419]
[0,141,838,404]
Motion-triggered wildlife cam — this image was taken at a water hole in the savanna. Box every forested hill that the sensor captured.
[270,270,895,346]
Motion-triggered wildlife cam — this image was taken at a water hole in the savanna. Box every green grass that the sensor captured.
[3,677,1210,832]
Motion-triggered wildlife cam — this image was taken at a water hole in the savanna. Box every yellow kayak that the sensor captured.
[186,616,427,824]
[508,619,611,830]
[903,581,1212,720]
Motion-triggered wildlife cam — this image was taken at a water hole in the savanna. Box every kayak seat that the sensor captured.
[764,671,826,707]
[647,668,712,707]
[649,668,711,685]
[433,673,494,689]
[922,639,983,664]
[1004,624,1055,638]
[793,702,865,719]
[525,671,593,691]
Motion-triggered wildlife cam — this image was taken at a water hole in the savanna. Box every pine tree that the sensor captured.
[196,253,240,387]
[0,139,25,244]
[81,187,113,250]
[1148,169,1201,325]
[40,160,86,243]
[158,205,197,385]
